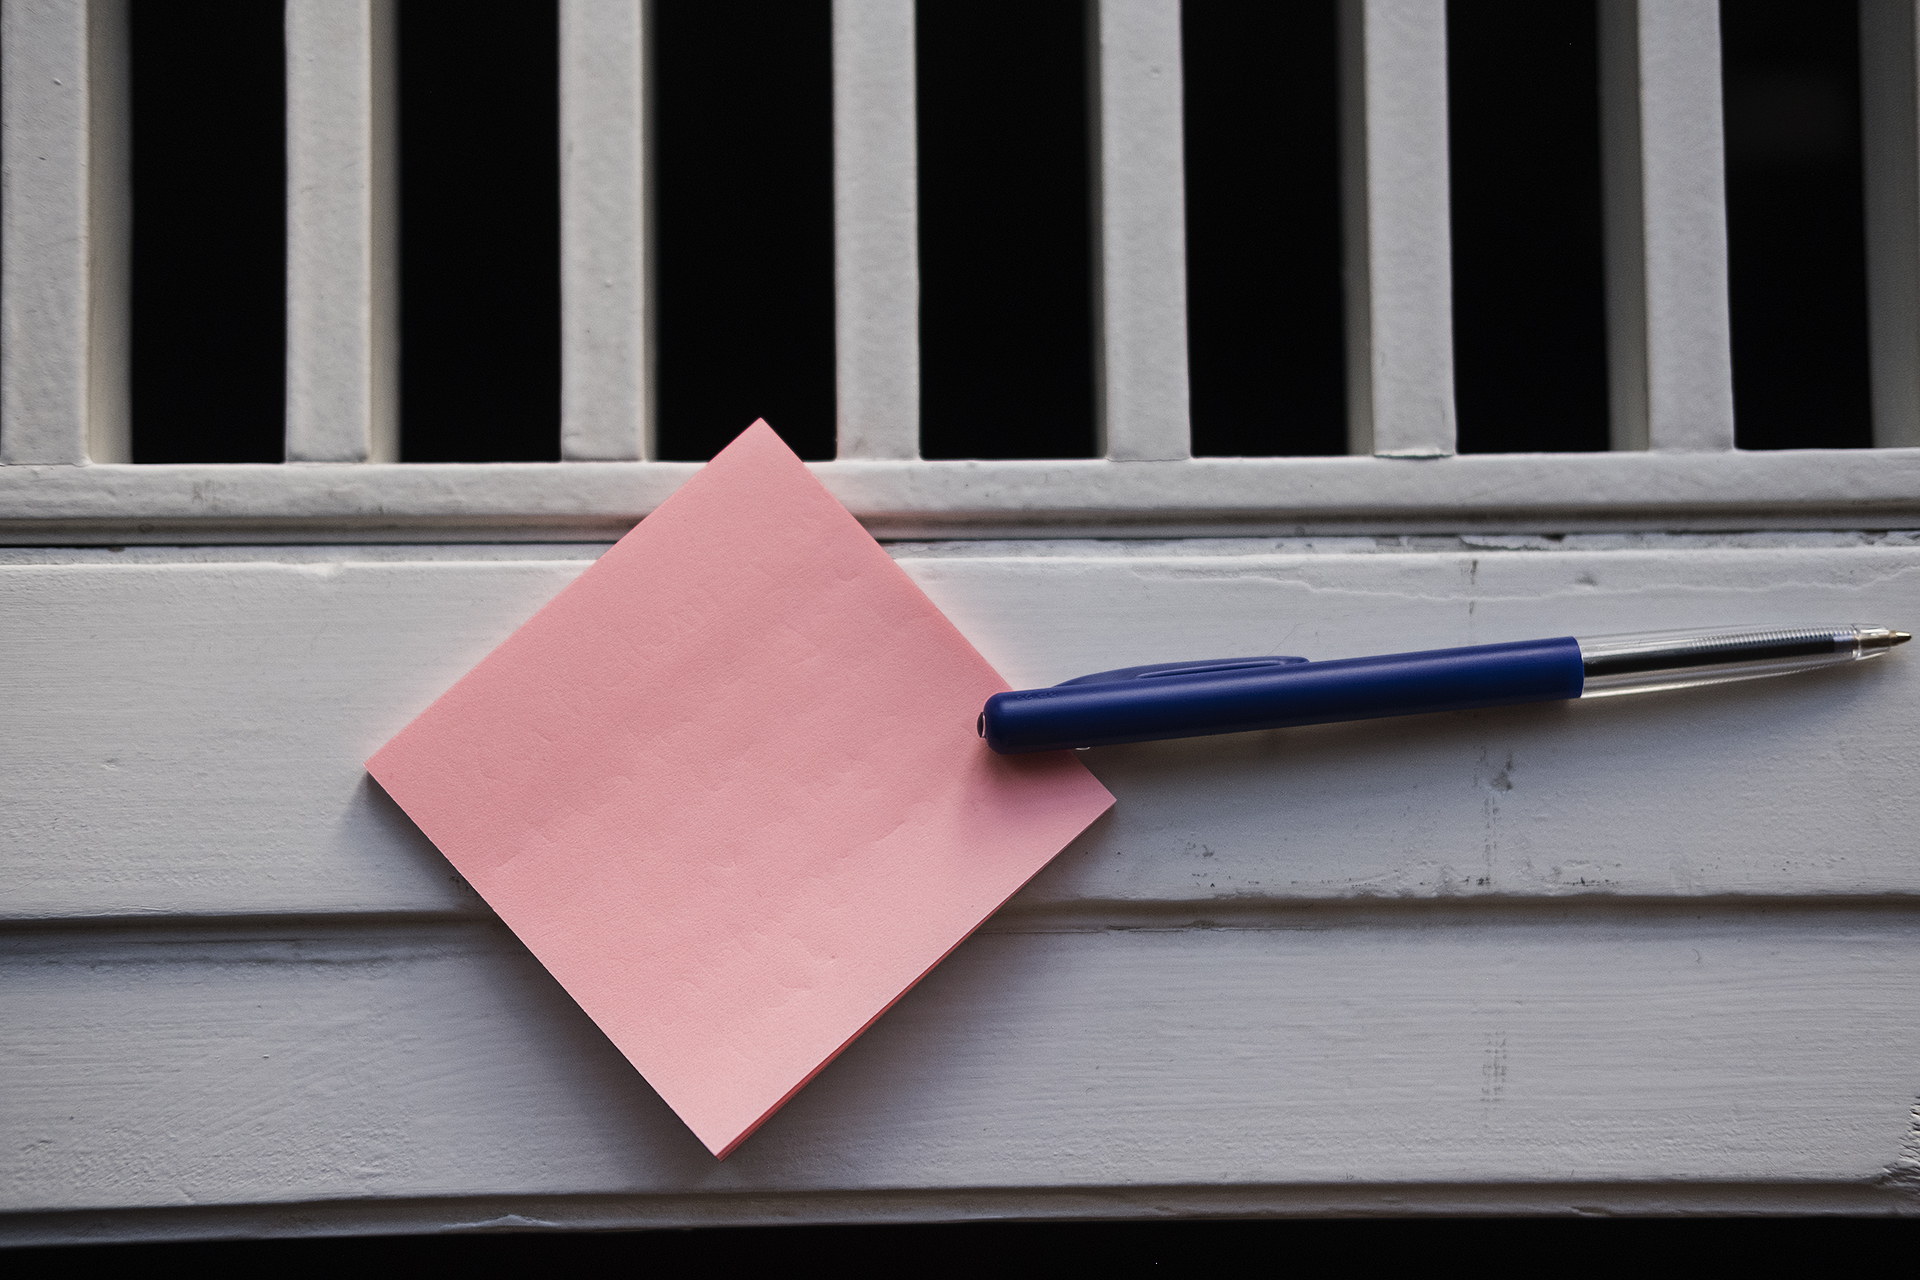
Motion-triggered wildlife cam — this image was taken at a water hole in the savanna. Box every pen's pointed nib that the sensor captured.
[1894,631,1912,647]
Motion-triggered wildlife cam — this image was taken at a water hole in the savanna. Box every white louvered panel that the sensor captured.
[0,2,1914,498]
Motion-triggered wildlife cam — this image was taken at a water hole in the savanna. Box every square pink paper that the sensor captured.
[368,422,1114,1156]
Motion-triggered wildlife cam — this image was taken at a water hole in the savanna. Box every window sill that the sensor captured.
[3,449,1919,542]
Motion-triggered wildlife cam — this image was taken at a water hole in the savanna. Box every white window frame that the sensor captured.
[5,0,1920,545]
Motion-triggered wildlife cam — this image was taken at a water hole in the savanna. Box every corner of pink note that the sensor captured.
[367,421,1114,1157]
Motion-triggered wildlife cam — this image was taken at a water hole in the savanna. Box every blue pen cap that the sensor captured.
[981,638,1585,753]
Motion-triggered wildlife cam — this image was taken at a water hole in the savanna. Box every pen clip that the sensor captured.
[1054,656,1310,686]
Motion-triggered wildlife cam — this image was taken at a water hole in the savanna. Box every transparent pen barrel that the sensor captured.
[1577,625,1900,698]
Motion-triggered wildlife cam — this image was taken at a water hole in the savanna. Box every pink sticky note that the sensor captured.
[368,422,1113,1157]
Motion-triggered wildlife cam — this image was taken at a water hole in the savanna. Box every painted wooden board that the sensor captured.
[1093,0,1192,462]
[4,907,1917,1215]
[6,540,1920,919]
[1598,0,1736,452]
[284,0,398,464]
[1340,0,1457,457]
[929,540,1920,904]
[12,451,1920,542]
[558,0,650,462]
[830,0,919,462]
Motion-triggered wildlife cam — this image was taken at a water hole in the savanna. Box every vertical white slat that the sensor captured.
[1862,0,1920,448]
[1338,0,1455,458]
[560,0,651,461]
[1,0,129,465]
[1091,0,1190,462]
[84,0,129,464]
[832,0,919,461]
[285,0,397,463]
[1599,0,1736,452]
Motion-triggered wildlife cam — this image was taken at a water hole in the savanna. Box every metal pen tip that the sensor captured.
[1894,631,1912,646]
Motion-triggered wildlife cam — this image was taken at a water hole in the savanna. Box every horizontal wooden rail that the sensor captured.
[5,450,1920,541]
[8,537,1920,920]
[3,906,1917,1222]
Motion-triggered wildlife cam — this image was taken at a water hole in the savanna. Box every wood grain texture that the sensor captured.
[11,450,1920,542]
[5,908,1917,1215]
[10,537,1920,1233]
[8,539,1920,920]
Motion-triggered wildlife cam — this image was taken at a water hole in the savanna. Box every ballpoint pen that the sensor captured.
[978,624,1911,754]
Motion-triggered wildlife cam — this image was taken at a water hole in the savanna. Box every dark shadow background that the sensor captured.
[128,1,285,463]
[398,0,561,461]
[653,0,836,461]
[1183,1,1346,457]
[916,0,1096,460]
[126,0,1879,465]
[1447,0,1610,453]
[1722,0,1872,450]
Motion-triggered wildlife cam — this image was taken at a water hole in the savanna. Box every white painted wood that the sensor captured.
[9,450,1920,541]
[10,540,1920,920]
[1338,0,1455,458]
[0,0,129,465]
[1092,0,1189,463]
[560,0,651,462]
[1599,0,1736,452]
[285,0,397,464]
[832,0,918,461]
[84,0,128,465]
[4,909,1916,1215]
[927,543,1920,906]
[1864,1,1920,448]
[5,2,1919,1240]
